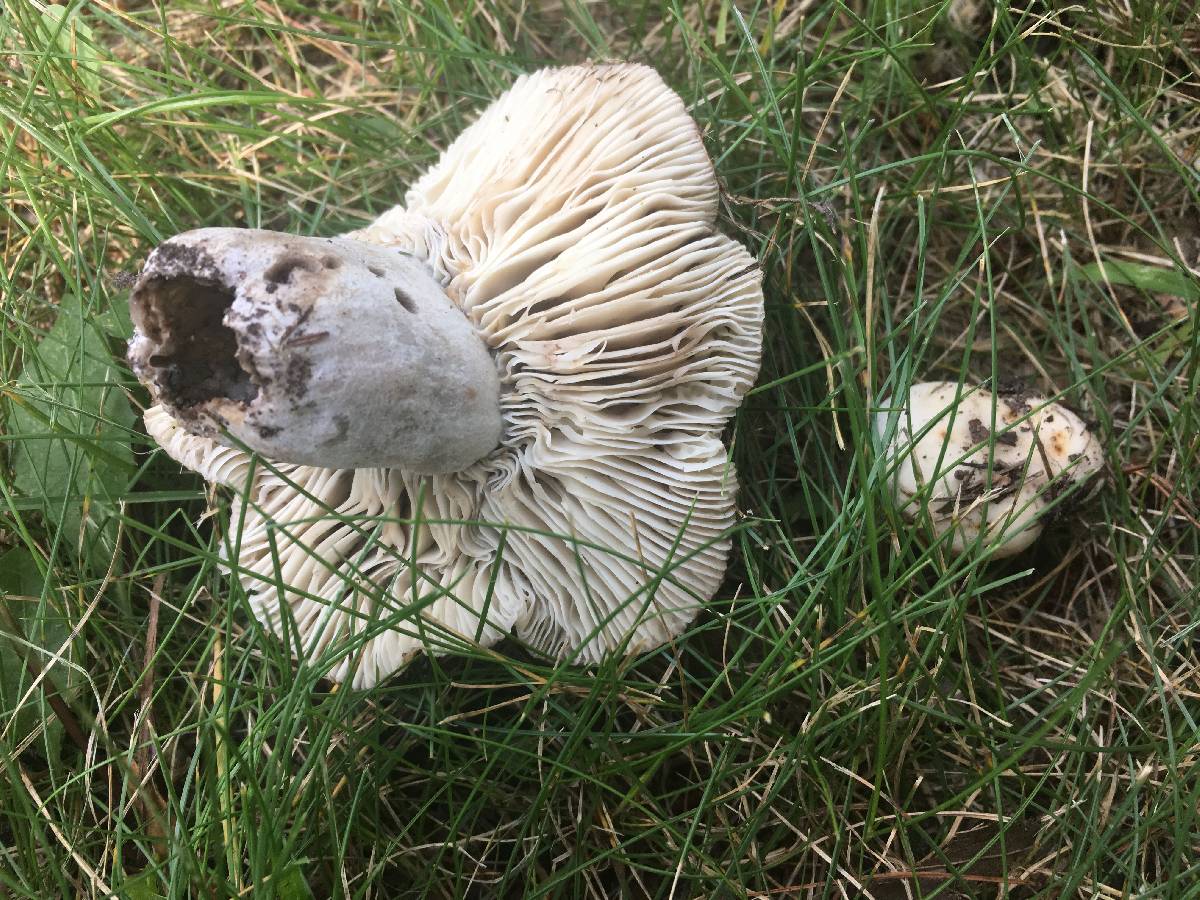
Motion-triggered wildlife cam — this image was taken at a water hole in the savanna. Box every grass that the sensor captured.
[2,0,1198,897]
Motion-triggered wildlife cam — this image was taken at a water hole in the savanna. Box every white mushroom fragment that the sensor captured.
[874,381,1104,558]
[130,64,764,687]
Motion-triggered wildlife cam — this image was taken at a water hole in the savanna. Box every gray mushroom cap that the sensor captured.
[137,64,764,687]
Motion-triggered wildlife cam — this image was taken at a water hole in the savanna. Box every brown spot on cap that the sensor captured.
[968,418,989,445]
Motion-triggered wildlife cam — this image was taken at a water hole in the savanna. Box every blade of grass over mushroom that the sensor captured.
[3,0,1200,897]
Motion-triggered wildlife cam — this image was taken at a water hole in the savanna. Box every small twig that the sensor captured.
[283,330,329,347]
[128,574,170,857]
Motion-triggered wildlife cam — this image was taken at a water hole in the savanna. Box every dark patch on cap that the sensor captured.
[146,240,221,283]
[968,418,990,445]
[284,355,312,399]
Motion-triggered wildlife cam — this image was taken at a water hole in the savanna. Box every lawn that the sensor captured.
[2,1,1198,897]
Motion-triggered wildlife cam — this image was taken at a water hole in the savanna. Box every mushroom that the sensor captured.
[129,64,764,687]
[874,381,1104,558]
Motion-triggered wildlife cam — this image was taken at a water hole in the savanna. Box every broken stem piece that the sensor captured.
[128,228,501,473]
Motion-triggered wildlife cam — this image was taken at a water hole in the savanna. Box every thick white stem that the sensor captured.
[128,228,501,473]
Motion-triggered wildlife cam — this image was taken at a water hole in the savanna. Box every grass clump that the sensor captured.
[2,1,1198,897]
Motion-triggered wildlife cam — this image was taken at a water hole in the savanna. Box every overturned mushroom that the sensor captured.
[874,381,1104,558]
[130,64,764,687]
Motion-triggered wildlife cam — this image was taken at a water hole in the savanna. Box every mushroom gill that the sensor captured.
[132,64,765,687]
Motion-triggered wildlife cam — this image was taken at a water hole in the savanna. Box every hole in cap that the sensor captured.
[137,275,258,407]
[394,288,417,313]
[265,254,320,285]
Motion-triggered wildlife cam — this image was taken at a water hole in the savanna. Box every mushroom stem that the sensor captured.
[128,228,501,473]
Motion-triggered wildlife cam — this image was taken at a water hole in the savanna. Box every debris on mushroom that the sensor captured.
[874,381,1104,558]
[129,64,764,687]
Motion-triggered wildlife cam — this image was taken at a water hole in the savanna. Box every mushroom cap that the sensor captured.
[875,381,1104,558]
[146,64,764,686]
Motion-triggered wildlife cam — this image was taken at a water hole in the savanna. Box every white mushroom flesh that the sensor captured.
[875,381,1104,558]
